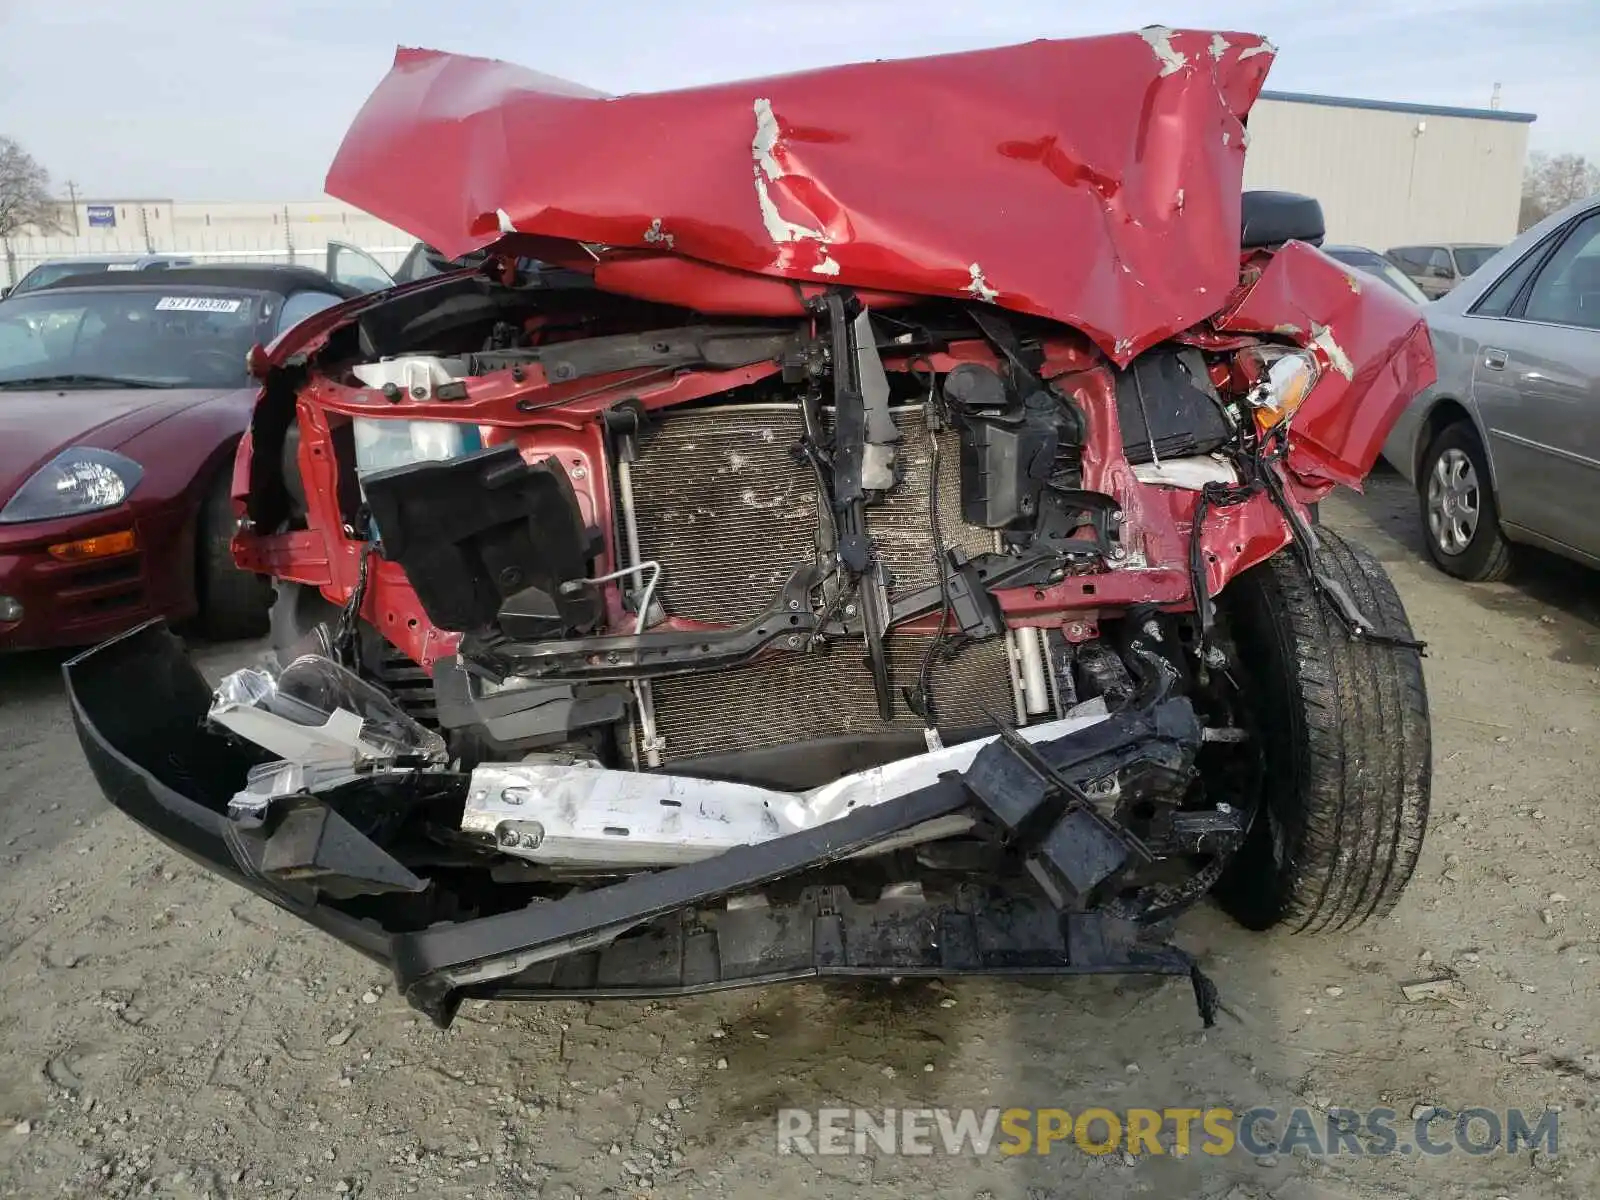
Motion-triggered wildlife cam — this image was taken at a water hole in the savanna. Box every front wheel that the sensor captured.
[1211,529,1431,932]
[1418,422,1513,581]
[197,471,271,641]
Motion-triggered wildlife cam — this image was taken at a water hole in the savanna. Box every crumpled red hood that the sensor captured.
[326,29,1275,365]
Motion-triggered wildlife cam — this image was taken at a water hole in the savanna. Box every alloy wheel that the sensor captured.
[1426,447,1480,556]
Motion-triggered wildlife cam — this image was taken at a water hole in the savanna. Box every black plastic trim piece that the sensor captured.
[63,621,393,965]
[463,893,1195,1002]
[511,325,797,387]
[476,567,819,681]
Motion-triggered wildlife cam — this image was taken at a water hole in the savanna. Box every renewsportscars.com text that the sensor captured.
[777,1106,1559,1158]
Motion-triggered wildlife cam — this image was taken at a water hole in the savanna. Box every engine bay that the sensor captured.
[244,268,1335,787]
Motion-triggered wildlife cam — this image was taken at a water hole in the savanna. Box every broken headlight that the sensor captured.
[1243,347,1320,434]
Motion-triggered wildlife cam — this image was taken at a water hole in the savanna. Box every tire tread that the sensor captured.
[1213,529,1430,931]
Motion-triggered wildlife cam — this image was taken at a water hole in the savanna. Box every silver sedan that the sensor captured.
[1382,196,1600,580]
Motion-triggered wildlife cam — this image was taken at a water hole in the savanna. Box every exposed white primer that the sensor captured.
[751,97,829,248]
[496,209,517,234]
[812,253,841,276]
[1222,131,1231,147]
[1138,26,1188,76]
[1238,38,1277,61]
[1311,323,1355,380]
[644,218,675,250]
[966,263,999,302]
[1174,188,1185,212]
[1209,34,1230,59]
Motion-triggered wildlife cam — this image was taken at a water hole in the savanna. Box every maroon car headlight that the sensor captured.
[0,447,144,524]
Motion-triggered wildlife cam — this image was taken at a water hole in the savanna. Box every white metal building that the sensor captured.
[1244,90,1536,251]
[2,201,416,288]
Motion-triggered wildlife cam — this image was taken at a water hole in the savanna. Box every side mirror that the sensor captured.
[0,287,11,300]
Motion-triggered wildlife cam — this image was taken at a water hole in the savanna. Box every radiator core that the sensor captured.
[627,402,1014,762]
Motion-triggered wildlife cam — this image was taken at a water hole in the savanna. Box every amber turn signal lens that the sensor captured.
[1250,349,1320,433]
[47,529,137,561]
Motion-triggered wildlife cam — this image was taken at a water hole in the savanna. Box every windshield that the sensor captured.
[0,287,270,388]
[1324,250,1430,306]
[1452,246,1502,277]
[9,262,118,297]
[1366,259,1431,305]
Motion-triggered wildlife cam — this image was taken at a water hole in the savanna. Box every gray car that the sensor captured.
[1382,196,1600,580]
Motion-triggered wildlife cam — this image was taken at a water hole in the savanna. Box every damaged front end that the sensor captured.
[68,622,1228,1026]
[67,28,1435,1028]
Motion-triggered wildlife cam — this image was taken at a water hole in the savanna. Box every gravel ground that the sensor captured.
[0,468,1596,1200]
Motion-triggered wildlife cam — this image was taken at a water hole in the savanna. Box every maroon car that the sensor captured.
[0,266,360,650]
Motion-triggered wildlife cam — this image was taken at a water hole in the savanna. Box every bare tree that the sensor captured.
[0,137,64,239]
[1520,151,1600,231]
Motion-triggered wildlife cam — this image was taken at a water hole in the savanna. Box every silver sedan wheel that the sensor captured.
[1426,448,1480,556]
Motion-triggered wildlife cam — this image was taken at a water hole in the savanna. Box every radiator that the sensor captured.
[647,634,1012,760]
[629,403,991,619]
[628,402,1014,763]
[629,404,818,623]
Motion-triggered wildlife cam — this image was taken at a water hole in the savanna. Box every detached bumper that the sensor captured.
[67,621,1218,1027]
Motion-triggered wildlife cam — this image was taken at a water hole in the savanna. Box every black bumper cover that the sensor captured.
[65,621,1217,1027]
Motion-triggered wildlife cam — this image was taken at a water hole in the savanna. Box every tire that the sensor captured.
[1417,422,1513,581]
[1211,529,1430,932]
[268,579,342,663]
[196,471,271,641]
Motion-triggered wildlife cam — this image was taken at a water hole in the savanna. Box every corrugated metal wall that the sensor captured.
[1244,96,1531,251]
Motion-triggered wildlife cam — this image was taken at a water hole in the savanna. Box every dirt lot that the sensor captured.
[0,468,1596,1200]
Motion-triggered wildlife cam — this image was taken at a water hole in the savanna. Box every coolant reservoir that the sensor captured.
[352,417,484,476]
[351,355,471,398]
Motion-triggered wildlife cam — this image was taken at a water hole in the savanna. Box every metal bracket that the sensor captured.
[1023,489,1125,565]
[474,567,819,681]
[458,706,1112,869]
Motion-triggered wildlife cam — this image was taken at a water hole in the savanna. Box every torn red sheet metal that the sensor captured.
[325,29,1275,365]
[1214,243,1438,487]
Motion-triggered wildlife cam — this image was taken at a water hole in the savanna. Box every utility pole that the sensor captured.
[65,181,80,235]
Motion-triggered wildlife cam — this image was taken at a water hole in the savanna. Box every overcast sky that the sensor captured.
[1,0,1594,200]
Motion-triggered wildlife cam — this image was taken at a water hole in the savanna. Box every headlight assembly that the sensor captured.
[0,447,144,523]
[1244,348,1321,434]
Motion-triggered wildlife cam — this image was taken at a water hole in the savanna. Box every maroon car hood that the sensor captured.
[326,29,1275,365]
[0,390,224,493]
